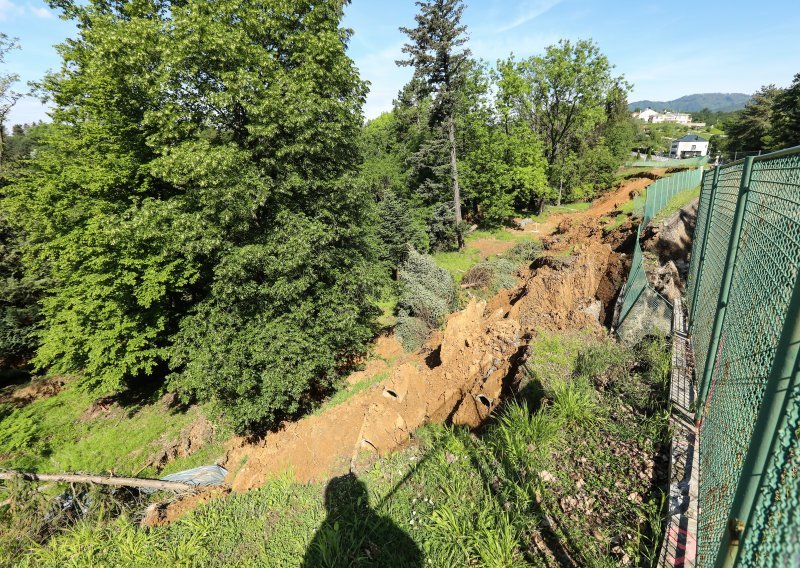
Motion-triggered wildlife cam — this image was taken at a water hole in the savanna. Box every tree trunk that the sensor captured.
[447,116,464,249]
[0,471,202,492]
[557,177,563,207]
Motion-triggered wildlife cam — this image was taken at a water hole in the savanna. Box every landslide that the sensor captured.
[223,193,645,490]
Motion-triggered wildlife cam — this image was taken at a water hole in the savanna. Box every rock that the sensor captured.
[652,260,683,301]
[642,198,698,267]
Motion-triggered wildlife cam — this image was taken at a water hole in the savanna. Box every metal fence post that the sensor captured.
[714,267,800,568]
[689,167,720,329]
[695,157,754,423]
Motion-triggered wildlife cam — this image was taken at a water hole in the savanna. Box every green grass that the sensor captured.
[0,381,221,478]
[650,184,701,226]
[432,247,482,284]
[376,294,398,328]
[7,332,672,567]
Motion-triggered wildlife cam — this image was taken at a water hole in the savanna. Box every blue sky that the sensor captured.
[3,0,800,125]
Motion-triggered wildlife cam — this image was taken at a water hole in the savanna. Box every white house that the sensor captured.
[655,111,691,125]
[670,134,709,159]
[631,108,661,122]
[632,108,692,125]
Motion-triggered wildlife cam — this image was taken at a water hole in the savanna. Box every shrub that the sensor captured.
[461,258,518,293]
[507,240,542,263]
[396,249,456,350]
[395,316,430,353]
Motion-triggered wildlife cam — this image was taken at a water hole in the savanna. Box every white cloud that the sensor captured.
[0,0,24,21]
[496,0,563,33]
[29,4,53,18]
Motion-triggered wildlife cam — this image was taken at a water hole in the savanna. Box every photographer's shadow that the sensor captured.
[302,473,422,567]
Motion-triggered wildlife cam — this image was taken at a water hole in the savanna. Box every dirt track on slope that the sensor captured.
[151,172,659,512]
[223,207,646,489]
[469,172,663,259]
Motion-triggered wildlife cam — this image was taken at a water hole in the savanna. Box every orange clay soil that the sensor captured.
[156,172,655,519]
[223,240,627,490]
[468,172,662,259]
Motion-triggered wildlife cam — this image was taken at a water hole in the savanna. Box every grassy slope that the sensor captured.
[9,331,672,567]
[433,201,591,283]
[0,383,224,479]
[650,185,701,225]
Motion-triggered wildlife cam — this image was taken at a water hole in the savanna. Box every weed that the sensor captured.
[550,378,601,426]
[7,331,673,567]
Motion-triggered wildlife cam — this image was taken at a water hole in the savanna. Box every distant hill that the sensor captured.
[628,93,751,113]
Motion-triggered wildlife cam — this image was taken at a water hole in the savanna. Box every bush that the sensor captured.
[507,240,542,263]
[396,249,456,350]
[395,316,430,352]
[461,258,518,293]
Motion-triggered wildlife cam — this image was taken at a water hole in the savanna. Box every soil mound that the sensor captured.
[224,241,626,489]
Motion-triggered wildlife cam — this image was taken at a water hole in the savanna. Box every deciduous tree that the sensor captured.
[7,0,385,432]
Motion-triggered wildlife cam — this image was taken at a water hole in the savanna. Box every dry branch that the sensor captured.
[0,471,198,492]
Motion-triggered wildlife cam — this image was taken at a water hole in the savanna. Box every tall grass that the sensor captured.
[7,333,673,567]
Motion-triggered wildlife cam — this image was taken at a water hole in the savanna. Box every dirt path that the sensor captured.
[469,171,663,260]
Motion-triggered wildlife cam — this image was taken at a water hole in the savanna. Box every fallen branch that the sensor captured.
[0,471,198,492]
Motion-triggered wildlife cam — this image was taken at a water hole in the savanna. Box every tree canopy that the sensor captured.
[5,0,385,432]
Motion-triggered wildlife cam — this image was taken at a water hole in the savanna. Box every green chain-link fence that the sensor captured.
[616,167,704,344]
[687,146,800,567]
[627,156,710,168]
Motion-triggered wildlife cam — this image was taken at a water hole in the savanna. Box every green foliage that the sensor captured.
[395,316,430,353]
[377,190,429,268]
[359,112,408,196]
[772,73,800,150]
[497,40,631,206]
[396,248,456,350]
[5,0,386,431]
[0,214,44,366]
[398,0,471,241]
[461,258,518,293]
[723,84,782,153]
[720,74,800,155]
[507,240,543,263]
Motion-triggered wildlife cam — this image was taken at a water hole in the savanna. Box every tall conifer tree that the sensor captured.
[398,0,470,248]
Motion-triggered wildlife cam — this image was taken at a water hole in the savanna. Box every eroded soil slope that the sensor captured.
[225,227,640,490]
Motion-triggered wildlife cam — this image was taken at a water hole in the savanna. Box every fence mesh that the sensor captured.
[628,156,709,168]
[616,167,703,345]
[685,170,714,315]
[686,148,800,566]
[689,163,742,388]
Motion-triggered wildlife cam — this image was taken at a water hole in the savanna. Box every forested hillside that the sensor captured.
[628,92,750,112]
[0,0,638,434]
